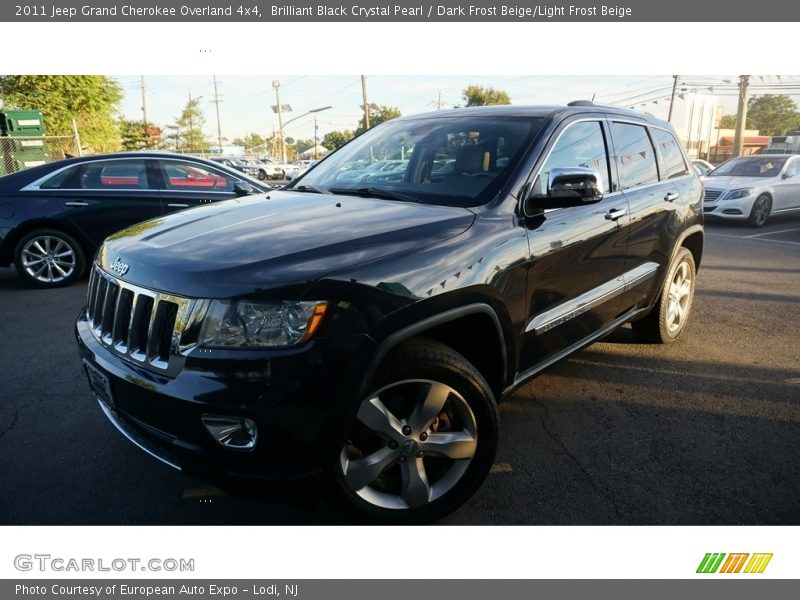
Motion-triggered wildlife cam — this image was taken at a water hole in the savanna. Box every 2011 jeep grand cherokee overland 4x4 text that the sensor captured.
[76,103,703,523]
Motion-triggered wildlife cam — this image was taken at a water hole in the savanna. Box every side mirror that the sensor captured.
[523,167,604,217]
[547,167,604,201]
[233,181,254,196]
[782,171,794,179]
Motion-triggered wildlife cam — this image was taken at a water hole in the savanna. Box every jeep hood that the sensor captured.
[97,191,475,298]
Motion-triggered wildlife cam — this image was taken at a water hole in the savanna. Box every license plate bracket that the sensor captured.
[83,359,115,409]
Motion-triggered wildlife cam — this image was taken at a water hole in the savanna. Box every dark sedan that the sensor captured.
[0,152,273,288]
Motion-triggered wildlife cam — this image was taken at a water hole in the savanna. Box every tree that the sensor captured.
[356,105,401,134]
[746,95,800,136]
[173,97,210,153]
[293,139,316,155]
[719,114,737,129]
[0,75,123,152]
[323,130,355,150]
[232,132,266,152]
[462,85,511,107]
[119,119,153,150]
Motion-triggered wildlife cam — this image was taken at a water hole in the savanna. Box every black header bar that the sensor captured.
[2,0,797,22]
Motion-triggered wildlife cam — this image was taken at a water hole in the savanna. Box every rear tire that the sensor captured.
[14,229,86,288]
[330,338,499,524]
[632,247,696,344]
[747,194,771,227]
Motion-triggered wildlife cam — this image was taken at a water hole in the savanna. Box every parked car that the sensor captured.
[334,159,405,183]
[76,103,703,523]
[0,151,273,287]
[691,159,714,175]
[249,159,283,181]
[210,157,260,178]
[277,162,303,181]
[702,154,800,226]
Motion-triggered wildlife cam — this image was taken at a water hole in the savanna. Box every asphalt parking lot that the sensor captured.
[1,217,799,525]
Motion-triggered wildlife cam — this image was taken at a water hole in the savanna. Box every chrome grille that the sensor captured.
[704,189,723,201]
[85,266,194,374]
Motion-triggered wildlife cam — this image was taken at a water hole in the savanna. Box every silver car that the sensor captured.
[702,154,800,226]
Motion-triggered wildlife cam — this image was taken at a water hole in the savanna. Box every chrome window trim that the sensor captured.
[28,188,236,195]
[21,157,152,192]
[526,261,659,335]
[531,117,614,195]
[21,155,248,193]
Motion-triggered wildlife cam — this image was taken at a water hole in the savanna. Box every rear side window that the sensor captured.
[159,160,234,192]
[40,166,79,189]
[651,128,689,180]
[540,121,611,193]
[79,160,149,190]
[611,123,659,189]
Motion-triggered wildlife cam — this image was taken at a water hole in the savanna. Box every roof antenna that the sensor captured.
[591,93,596,101]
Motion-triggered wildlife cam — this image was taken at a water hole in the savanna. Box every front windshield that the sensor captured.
[293,115,543,207]
[709,156,787,177]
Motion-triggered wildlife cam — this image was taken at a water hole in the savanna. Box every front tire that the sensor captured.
[331,339,499,523]
[14,229,86,288]
[632,247,696,344]
[747,194,771,227]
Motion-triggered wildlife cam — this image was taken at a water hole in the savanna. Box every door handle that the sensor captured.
[604,208,628,221]
[65,201,89,207]
[664,192,680,202]
[167,203,190,208]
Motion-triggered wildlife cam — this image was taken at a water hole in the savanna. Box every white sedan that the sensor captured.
[702,154,800,227]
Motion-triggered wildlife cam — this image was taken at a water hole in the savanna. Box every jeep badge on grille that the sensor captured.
[109,257,130,276]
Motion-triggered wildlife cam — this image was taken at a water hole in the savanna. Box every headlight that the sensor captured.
[723,188,753,200]
[199,300,328,348]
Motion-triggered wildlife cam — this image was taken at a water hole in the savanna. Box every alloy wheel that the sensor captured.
[753,196,770,226]
[20,235,77,284]
[666,261,692,334]
[340,379,478,510]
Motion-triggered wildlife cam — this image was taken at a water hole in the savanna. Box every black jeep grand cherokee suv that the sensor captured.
[76,103,703,522]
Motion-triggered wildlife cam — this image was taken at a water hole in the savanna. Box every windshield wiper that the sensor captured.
[329,187,418,203]
[292,184,330,194]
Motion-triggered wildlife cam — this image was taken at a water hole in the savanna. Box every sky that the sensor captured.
[114,75,800,147]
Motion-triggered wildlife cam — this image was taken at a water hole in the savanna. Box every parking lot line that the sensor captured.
[707,232,800,246]
[745,228,800,239]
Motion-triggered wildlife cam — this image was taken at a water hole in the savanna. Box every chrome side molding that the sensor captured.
[526,261,659,335]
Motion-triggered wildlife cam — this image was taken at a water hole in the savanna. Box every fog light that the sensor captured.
[201,414,257,451]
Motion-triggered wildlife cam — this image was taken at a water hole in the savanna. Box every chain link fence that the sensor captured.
[0,135,81,176]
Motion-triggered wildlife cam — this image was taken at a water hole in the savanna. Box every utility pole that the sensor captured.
[273,80,285,162]
[211,75,223,153]
[733,75,751,158]
[314,114,319,160]
[361,75,370,129]
[433,90,445,110]
[140,75,148,125]
[187,92,193,154]
[667,75,679,123]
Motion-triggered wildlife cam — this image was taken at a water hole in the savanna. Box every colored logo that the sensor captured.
[697,553,773,574]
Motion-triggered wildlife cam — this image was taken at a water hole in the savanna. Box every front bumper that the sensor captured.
[76,312,370,485]
[703,193,756,220]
